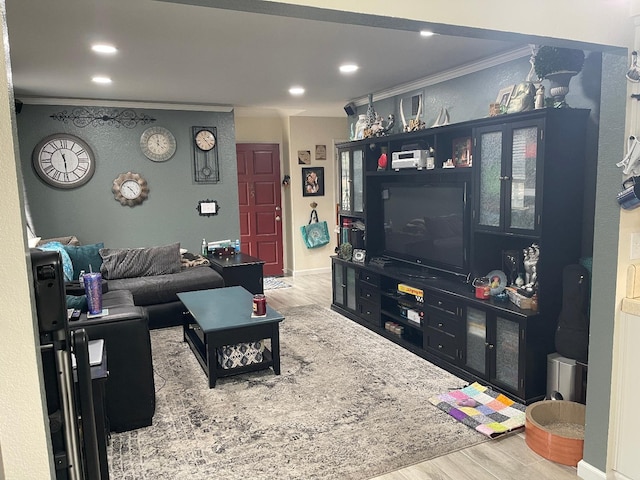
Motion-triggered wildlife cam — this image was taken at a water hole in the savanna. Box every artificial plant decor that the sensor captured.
[533,46,585,78]
[534,46,585,108]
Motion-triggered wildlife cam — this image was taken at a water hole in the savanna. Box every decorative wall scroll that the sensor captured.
[50,107,156,128]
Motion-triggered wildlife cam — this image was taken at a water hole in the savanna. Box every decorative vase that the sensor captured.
[354,114,367,140]
[545,70,578,108]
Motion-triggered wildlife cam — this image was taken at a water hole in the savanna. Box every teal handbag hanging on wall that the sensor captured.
[300,209,330,249]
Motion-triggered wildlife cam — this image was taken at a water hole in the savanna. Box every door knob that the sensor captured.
[276,206,281,211]
[276,216,281,221]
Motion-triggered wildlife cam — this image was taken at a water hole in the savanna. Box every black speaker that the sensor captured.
[344,102,356,116]
[14,99,23,114]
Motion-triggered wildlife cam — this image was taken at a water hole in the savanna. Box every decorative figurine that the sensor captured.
[523,243,540,290]
[535,84,545,109]
[365,113,395,138]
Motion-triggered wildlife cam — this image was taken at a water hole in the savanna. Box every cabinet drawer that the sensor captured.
[357,298,380,326]
[359,270,379,287]
[424,328,458,362]
[359,283,380,303]
[426,313,458,337]
[427,293,461,317]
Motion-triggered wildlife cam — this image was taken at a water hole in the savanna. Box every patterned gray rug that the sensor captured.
[263,276,291,290]
[108,305,487,479]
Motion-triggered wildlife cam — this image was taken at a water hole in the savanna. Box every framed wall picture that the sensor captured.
[452,137,472,167]
[302,167,325,197]
[298,150,311,165]
[315,144,326,160]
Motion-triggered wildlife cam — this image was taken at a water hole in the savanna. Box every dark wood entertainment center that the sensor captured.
[332,108,589,404]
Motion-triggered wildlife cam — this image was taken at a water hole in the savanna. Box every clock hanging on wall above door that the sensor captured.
[192,126,219,183]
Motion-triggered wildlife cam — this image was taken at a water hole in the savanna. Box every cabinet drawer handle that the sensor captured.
[438,344,443,349]
[437,301,443,306]
[438,322,444,328]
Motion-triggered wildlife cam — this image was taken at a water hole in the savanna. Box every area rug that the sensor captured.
[107,305,487,480]
[428,382,526,438]
[263,276,291,290]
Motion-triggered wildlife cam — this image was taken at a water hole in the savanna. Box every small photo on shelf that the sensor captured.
[452,137,472,167]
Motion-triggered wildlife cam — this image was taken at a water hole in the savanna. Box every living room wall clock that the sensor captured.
[32,133,96,189]
[112,172,149,207]
[192,126,219,183]
[140,126,176,162]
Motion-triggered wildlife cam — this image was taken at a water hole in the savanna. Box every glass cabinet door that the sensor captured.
[340,150,351,211]
[346,266,356,311]
[353,149,364,213]
[333,262,344,306]
[477,130,503,228]
[494,316,520,390]
[509,126,538,231]
[465,307,487,375]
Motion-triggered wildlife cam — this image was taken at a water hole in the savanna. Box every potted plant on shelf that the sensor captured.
[533,46,585,107]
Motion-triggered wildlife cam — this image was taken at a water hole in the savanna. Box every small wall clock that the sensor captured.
[140,126,176,162]
[112,172,149,207]
[192,126,219,183]
[32,133,96,189]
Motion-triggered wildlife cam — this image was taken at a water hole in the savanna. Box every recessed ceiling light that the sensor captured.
[91,44,117,54]
[92,76,112,84]
[289,86,305,96]
[420,30,435,37]
[339,64,359,74]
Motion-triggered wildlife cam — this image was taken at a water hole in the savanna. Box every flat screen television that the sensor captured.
[381,181,470,278]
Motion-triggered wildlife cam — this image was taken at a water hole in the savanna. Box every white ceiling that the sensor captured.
[5,0,527,117]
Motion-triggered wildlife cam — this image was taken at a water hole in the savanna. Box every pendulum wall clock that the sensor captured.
[192,126,219,183]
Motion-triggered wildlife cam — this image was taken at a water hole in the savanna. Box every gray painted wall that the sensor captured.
[582,51,625,471]
[17,105,239,253]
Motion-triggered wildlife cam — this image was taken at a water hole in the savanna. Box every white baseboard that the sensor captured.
[577,460,606,480]
[291,267,331,276]
[611,472,634,480]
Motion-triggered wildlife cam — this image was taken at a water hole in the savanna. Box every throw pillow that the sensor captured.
[63,243,104,280]
[100,243,181,279]
[38,242,74,282]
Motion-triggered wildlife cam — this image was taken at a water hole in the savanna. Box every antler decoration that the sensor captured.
[399,98,408,131]
[402,95,425,132]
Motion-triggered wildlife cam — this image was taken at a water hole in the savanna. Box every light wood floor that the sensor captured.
[265,271,578,480]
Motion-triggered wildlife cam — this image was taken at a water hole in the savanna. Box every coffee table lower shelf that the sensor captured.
[184,321,278,388]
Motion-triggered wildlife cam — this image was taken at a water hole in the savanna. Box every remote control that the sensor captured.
[70,309,82,321]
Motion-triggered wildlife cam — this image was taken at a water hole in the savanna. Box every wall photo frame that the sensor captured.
[315,144,327,160]
[298,150,311,165]
[302,167,325,197]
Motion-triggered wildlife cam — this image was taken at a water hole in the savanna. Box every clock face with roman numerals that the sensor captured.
[32,134,96,189]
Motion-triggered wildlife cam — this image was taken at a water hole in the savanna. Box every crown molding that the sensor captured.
[18,97,234,112]
[351,46,532,106]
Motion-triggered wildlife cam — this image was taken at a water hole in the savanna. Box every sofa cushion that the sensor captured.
[64,242,104,280]
[106,265,224,306]
[100,243,181,280]
[38,242,74,282]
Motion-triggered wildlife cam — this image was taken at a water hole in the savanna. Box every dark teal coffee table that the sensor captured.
[178,286,284,388]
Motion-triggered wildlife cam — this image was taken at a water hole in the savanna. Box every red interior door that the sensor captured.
[236,143,284,276]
